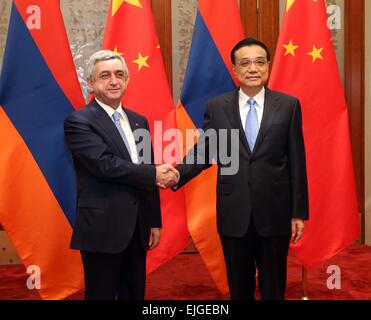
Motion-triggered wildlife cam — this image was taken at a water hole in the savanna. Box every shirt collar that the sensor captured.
[95,98,125,119]
[239,87,265,109]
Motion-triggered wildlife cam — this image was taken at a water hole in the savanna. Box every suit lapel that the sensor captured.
[123,107,143,159]
[222,90,251,157]
[252,88,279,155]
[90,100,132,160]
[124,108,142,133]
[222,88,280,158]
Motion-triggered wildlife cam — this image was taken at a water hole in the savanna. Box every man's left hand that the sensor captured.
[149,228,161,249]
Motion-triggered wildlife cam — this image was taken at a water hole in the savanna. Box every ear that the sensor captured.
[87,78,94,93]
[124,77,130,87]
[232,64,237,77]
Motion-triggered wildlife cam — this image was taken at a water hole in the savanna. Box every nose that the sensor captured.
[247,63,258,72]
[109,74,119,85]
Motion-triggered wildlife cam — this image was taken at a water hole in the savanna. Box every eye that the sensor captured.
[99,73,110,80]
[115,71,125,79]
[239,60,251,67]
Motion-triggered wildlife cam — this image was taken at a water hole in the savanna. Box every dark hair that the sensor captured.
[231,37,271,64]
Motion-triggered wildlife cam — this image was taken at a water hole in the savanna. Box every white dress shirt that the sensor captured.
[95,98,139,164]
[239,87,265,131]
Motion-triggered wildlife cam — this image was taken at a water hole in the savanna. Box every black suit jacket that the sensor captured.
[175,88,309,237]
[64,100,161,253]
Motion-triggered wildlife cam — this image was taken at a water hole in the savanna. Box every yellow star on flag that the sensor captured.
[307,45,324,63]
[283,40,299,56]
[133,52,149,71]
[286,0,295,12]
[112,0,143,16]
[113,46,123,56]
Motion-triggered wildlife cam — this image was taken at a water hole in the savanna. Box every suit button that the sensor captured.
[133,201,137,205]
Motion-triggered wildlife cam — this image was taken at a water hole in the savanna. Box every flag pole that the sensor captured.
[301,266,310,300]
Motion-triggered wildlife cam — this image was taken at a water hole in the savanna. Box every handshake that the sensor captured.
[155,164,180,190]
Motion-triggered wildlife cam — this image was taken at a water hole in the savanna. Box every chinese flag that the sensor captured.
[102,0,188,272]
[269,0,360,269]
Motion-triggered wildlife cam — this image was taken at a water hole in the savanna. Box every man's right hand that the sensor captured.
[155,164,180,189]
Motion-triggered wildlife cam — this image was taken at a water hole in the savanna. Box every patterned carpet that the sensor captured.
[1,243,370,300]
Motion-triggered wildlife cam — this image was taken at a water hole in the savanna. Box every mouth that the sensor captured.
[246,76,260,81]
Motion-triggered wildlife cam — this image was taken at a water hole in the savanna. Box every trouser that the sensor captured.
[220,219,291,300]
[80,222,146,300]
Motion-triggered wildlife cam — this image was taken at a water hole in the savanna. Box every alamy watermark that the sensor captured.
[326,265,341,290]
[26,264,41,290]
[133,122,240,176]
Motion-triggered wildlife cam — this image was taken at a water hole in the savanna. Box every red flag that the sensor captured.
[269,0,359,268]
[102,0,188,272]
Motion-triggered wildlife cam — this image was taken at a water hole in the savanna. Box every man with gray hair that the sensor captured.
[64,50,179,300]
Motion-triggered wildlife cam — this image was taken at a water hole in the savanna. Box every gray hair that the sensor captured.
[86,50,129,81]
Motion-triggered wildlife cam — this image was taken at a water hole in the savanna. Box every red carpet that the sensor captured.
[1,243,370,300]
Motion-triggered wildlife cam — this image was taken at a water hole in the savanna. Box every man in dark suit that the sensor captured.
[64,50,178,300]
[173,38,309,300]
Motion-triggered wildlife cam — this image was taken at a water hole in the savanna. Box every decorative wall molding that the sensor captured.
[0,231,21,265]
[171,0,198,103]
[60,0,109,101]
[0,0,11,71]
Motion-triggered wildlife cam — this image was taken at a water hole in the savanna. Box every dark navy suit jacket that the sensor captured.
[64,100,161,253]
[175,88,309,237]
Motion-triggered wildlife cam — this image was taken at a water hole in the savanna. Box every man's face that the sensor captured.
[232,45,269,92]
[88,58,129,108]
